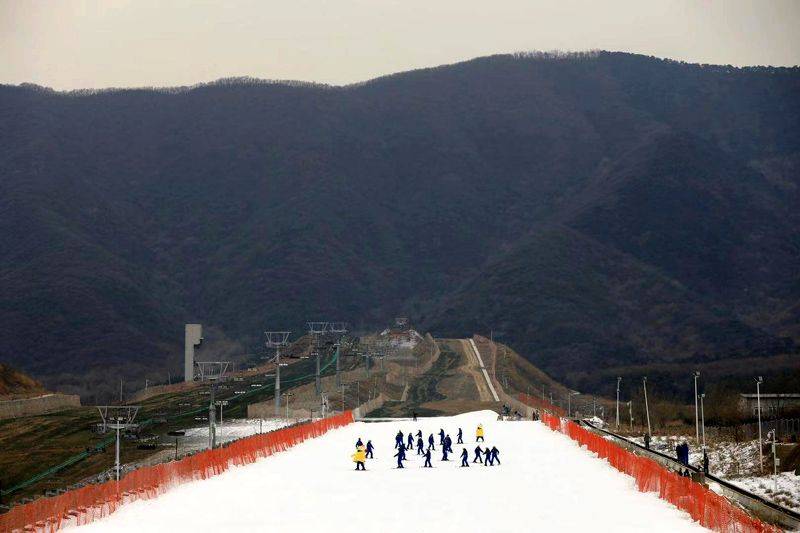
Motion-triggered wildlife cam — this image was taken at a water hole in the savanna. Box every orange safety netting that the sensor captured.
[0,411,354,533]
[537,411,781,533]
[518,392,565,417]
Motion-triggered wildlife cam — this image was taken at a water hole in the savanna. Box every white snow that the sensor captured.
[77,411,706,532]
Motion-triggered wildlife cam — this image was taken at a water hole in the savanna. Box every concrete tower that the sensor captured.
[184,324,203,382]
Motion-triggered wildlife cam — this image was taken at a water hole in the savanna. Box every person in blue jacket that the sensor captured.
[457,428,463,444]
[395,430,404,449]
[394,446,407,468]
[416,430,422,438]
[423,447,433,468]
[356,437,363,448]
[407,433,414,450]
[416,436,425,455]
[438,428,445,445]
[444,434,453,453]
[428,433,435,450]
[441,445,450,461]
[473,445,483,463]
[460,447,469,467]
[491,446,500,465]
[365,440,374,459]
[484,447,493,466]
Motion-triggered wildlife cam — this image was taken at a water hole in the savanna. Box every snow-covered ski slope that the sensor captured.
[80,411,706,532]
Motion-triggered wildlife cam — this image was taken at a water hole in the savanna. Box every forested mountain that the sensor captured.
[1,51,798,400]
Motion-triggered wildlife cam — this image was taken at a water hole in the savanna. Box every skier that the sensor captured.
[423,447,433,468]
[491,446,501,465]
[441,445,450,461]
[473,445,483,463]
[444,434,453,453]
[428,433,435,451]
[356,437,364,449]
[413,412,418,422]
[394,446,407,469]
[457,428,463,444]
[395,430,404,449]
[476,424,485,442]
[416,436,425,455]
[407,433,414,450]
[416,430,422,438]
[460,448,469,467]
[438,428,445,445]
[352,445,366,471]
[365,440,374,459]
[484,447,492,466]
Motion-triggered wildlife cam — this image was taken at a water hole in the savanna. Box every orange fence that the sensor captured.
[518,392,565,417]
[538,412,780,533]
[0,411,354,532]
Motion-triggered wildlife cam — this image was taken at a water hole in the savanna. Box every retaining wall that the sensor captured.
[0,393,81,420]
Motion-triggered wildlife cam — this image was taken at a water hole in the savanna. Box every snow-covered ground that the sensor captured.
[730,473,800,512]
[172,418,296,453]
[78,411,706,532]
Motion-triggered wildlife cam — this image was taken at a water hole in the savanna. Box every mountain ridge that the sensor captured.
[1,51,798,400]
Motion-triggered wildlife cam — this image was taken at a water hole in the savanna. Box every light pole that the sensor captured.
[756,376,764,473]
[568,391,580,418]
[642,377,651,437]
[628,401,633,430]
[616,377,621,428]
[693,371,700,443]
[699,393,706,452]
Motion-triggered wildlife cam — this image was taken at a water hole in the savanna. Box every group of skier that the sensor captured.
[351,423,501,470]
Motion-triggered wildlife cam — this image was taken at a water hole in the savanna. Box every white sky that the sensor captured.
[1,0,798,90]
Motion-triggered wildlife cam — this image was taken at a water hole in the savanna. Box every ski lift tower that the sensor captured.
[195,362,230,449]
[328,322,348,387]
[265,331,291,417]
[96,405,140,482]
[307,322,329,396]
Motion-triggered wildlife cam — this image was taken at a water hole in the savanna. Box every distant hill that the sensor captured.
[1,51,798,400]
[0,363,45,397]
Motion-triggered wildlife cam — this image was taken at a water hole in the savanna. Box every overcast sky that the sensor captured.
[1,0,799,90]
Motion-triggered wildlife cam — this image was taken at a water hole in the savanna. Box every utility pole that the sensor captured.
[284,391,293,419]
[208,382,216,449]
[339,383,349,412]
[265,331,291,417]
[756,376,764,473]
[699,393,706,451]
[616,377,621,428]
[329,322,348,387]
[308,322,328,397]
[768,429,778,492]
[643,377,651,437]
[693,371,700,443]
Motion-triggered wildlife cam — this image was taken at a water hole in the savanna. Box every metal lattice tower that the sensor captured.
[307,322,329,396]
[97,405,140,482]
[265,331,291,417]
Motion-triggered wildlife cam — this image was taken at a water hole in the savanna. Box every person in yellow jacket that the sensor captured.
[352,445,367,471]
[476,424,485,442]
